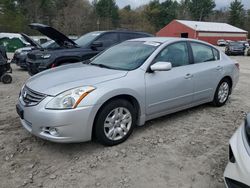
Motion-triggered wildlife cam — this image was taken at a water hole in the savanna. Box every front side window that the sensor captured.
[191,42,217,63]
[154,42,190,67]
[95,33,119,48]
[75,32,102,47]
[90,41,158,71]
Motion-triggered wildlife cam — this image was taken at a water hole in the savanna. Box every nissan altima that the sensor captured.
[16,38,239,146]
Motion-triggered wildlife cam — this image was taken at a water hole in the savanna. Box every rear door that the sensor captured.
[189,42,222,102]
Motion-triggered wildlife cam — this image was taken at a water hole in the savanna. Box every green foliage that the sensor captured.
[144,0,178,31]
[0,0,27,32]
[229,0,245,28]
[0,0,249,37]
[188,0,216,21]
[93,0,120,29]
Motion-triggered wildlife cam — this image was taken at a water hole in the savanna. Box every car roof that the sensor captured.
[100,30,153,35]
[129,37,200,43]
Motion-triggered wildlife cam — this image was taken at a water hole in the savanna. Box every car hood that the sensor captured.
[25,63,128,96]
[21,33,42,49]
[15,46,33,54]
[29,23,77,48]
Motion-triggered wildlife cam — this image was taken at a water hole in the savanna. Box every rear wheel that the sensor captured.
[1,73,12,84]
[213,78,231,107]
[94,99,136,146]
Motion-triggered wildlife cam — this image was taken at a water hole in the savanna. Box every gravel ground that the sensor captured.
[0,55,249,188]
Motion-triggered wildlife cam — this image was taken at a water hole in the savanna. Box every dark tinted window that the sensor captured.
[75,32,102,47]
[119,33,149,42]
[154,42,189,67]
[191,42,217,63]
[95,33,119,48]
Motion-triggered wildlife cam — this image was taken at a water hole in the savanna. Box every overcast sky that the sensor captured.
[109,0,250,9]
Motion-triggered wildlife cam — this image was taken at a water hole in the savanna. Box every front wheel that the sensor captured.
[1,73,12,84]
[94,99,136,146]
[213,79,231,107]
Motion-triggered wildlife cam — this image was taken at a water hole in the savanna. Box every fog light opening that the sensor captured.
[49,128,59,136]
[229,145,236,163]
[42,127,59,137]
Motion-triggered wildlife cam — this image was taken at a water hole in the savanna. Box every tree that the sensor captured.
[188,0,216,21]
[144,0,178,31]
[229,0,245,28]
[178,0,191,20]
[0,0,27,32]
[93,0,119,29]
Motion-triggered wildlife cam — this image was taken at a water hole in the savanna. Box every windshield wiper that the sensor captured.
[91,63,113,69]
[82,59,91,64]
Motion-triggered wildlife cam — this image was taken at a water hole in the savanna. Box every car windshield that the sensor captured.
[90,41,159,71]
[75,32,103,47]
[230,42,244,47]
[41,40,59,49]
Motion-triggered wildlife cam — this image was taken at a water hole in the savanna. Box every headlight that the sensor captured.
[46,86,95,110]
[20,51,29,56]
[41,54,51,59]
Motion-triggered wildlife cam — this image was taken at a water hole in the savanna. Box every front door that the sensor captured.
[145,42,194,115]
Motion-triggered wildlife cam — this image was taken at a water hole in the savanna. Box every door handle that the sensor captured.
[216,66,223,70]
[185,73,193,79]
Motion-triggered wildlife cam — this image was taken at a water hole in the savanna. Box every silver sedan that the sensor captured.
[16,38,239,146]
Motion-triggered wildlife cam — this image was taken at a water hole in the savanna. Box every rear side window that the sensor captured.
[96,33,119,48]
[191,42,219,63]
[119,33,148,42]
[120,33,135,41]
[154,42,190,68]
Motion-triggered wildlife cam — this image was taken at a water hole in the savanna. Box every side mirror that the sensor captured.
[91,41,103,50]
[150,61,172,72]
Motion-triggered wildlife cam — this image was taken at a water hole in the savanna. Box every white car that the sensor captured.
[217,39,227,46]
[224,114,250,187]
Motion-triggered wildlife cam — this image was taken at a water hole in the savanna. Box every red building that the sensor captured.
[157,20,248,45]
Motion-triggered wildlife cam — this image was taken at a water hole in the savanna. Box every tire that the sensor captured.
[213,78,231,107]
[1,73,12,84]
[94,99,136,146]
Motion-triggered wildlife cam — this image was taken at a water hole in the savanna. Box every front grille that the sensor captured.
[27,53,36,60]
[21,86,46,106]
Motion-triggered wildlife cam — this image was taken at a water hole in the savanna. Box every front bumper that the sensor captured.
[12,55,27,68]
[224,124,250,187]
[17,96,100,143]
[227,50,245,55]
[26,58,49,75]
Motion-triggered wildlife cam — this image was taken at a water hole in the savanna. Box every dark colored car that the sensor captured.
[26,23,153,75]
[12,34,59,69]
[225,42,246,56]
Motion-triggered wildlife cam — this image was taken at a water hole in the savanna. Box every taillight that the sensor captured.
[51,64,56,68]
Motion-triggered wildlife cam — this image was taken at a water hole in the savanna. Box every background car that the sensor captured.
[26,23,153,75]
[238,40,250,48]
[217,39,227,46]
[17,38,239,146]
[225,42,246,56]
[224,114,250,187]
[11,34,59,69]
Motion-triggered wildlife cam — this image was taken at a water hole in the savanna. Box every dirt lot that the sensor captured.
[0,55,249,188]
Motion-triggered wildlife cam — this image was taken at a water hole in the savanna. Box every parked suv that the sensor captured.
[225,42,246,56]
[26,23,153,75]
[12,34,59,69]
